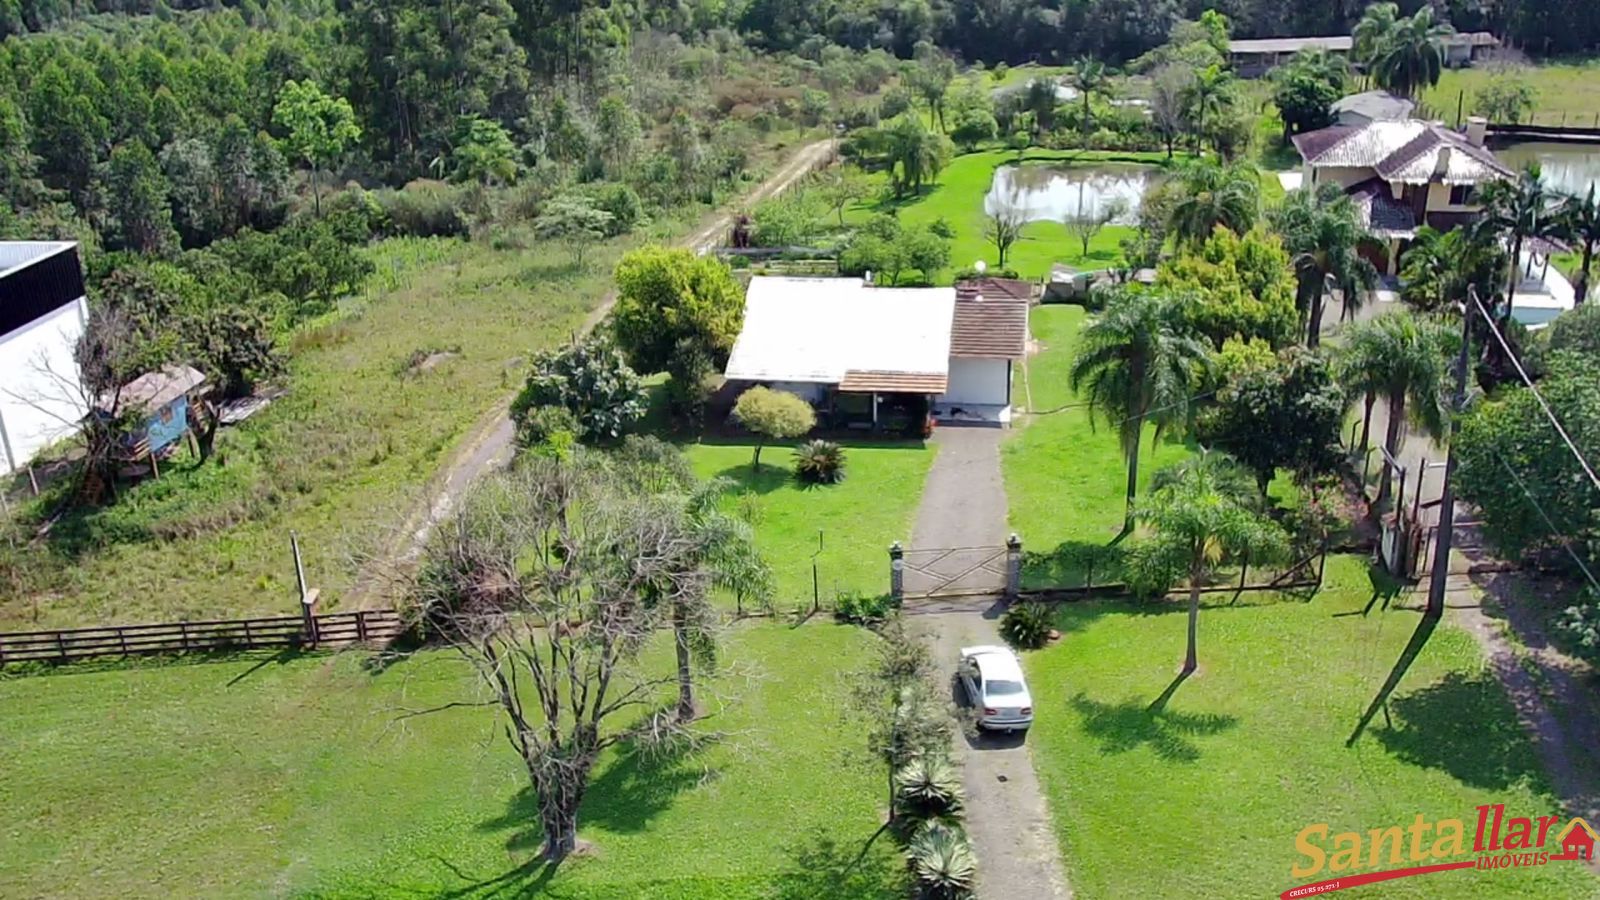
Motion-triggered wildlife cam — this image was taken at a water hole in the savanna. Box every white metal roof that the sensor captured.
[723,276,955,385]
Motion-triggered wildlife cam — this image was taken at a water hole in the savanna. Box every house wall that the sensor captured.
[1308,166,1378,189]
[1423,182,1482,215]
[0,298,88,473]
[939,358,1010,406]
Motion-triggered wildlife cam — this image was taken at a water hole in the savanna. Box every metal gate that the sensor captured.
[891,539,1020,600]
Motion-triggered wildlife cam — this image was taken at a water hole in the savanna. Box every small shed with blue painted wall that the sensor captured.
[93,365,208,472]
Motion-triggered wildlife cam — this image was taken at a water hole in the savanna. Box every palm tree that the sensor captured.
[1352,2,1400,85]
[1396,225,1505,314]
[1338,312,1454,509]
[1070,287,1213,531]
[1137,453,1288,674]
[1167,159,1261,248]
[1560,185,1600,305]
[1070,57,1108,135]
[1371,7,1452,99]
[1269,182,1379,347]
[1479,163,1561,325]
[1184,64,1234,154]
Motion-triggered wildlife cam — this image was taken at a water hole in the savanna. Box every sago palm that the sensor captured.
[1372,6,1452,99]
[1269,182,1379,347]
[1167,159,1261,248]
[907,823,977,900]
[1137,453,1288,674]
[1338,312,1454,509]
[1070,287,1213,532]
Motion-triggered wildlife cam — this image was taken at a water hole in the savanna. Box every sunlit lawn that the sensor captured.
[683,440,936,609]
[1426,62,1600,124]
[0,621,904,899]
[1003,305,1191,586]
[847,149,1173,282]
[1022,553,1599,899]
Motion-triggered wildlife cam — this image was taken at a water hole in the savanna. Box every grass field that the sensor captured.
[1003,305,1191,586]
[682,439,935,608]
[848,149,1174,282]
[0,621,904,899]
[1425,62,1600,125]
[1022,553,1600,899]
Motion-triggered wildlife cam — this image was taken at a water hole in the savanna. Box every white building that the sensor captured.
[0,242,89,475]
[723,276,1029,428]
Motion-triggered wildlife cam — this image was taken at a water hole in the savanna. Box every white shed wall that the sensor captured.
[938,357,1010,406]
[0,298,88,473]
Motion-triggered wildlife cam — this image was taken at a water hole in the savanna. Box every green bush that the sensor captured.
[906,822,977,900]
[514,405,581,457]
[793,439,847,484]
[894,757,965,823]
[834,590,895,624]
[374,180,469,237]
[999,601,1053,649]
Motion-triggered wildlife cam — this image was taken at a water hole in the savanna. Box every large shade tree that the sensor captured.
[1070,286,1212,530]
[1338,312,1455,509]
[1167,159,1260,248]
[1268,182,1379,347]
[1133,453,1288,674]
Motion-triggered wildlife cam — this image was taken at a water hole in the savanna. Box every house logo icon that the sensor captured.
[1551,818,1597,862]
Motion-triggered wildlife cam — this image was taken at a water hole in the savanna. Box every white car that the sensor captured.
[957,645,1034,732]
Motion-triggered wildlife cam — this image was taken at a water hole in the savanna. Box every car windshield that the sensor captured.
[986,679,1025,696]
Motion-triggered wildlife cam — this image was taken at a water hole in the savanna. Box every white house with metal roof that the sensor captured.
[0,241,88,476]
[723,276,1029,428]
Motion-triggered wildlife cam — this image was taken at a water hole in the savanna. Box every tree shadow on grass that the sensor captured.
[1069,688,1238,763]
[1022,539,1129,592]
[710,462,797,496]
[768,829,907,900]
[1372,670,1553,792]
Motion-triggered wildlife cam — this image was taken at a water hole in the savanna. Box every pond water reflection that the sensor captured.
[1495,141,1600,196]
[983,164,1160,226]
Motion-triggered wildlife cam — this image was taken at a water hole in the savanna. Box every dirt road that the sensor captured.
[349,139,835,602]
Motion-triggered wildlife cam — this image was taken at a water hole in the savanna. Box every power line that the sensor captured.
[1493,451,1600,594]
[1469,293,1600,494]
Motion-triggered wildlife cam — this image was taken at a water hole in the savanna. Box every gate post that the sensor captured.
[1005,533,1023,599]
[889,542,905,603]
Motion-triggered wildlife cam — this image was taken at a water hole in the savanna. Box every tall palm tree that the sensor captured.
[1397,225,1505,314]
[1167,159,1261,247]
[1269,182,1379,347]
[1070,287,1213,531]
[1560,185,1600,305]
[1371,6,1452,99]
[1070,57,1108,135]
[1338,312,1454,509]
[1184,64,1234,154]
[1479,163,1561,325]
[1352,2,1400,85]
[1137,453,1288,674]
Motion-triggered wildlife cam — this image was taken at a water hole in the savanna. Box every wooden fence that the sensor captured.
[0,609,403,664]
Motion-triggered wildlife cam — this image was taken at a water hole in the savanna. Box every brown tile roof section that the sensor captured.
[950,298,1029,360]
[954,277,1036,302]
[839,370,947,393]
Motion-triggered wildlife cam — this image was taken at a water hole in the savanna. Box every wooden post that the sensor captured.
[148,449,161,480]
[889,542,905,603]
[179,621,189,651]
[27,466,38,496]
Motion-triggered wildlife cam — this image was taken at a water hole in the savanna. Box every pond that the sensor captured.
[1495,141,1600,197]
[983,163,1160,226]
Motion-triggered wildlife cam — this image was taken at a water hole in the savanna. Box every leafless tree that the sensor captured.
[1063,197,1130,259]
[985,208,1027,268]
[1149,64,1195,160]
[408,455,736,861]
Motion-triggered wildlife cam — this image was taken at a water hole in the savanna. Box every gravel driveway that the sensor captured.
[908,427,1072,900]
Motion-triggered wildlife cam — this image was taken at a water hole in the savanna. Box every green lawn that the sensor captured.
[847,149,1174,282]
[682,439,935,608]
[1425,62,1600,125]
[1003,305,1191,586]
[1022,553,1599,899]
[0,621,904,899]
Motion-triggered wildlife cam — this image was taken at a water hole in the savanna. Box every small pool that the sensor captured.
[983,163,1160,226]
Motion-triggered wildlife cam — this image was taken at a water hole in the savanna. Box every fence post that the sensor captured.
[1005,533,1023,600]
[889,542,905,604]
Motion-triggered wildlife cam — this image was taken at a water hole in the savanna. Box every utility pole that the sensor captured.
[1426,287,1476,619]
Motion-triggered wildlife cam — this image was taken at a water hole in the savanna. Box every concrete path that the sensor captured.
[909,428,1073,900]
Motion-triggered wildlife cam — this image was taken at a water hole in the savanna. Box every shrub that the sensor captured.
[1557,588,1600,662]
[731,386,815,469]
[906,822,977,900]
[510,336,647,444]
[514,405,581,457]
[894,757,965,822]
[835,590,895,624]
[588,182,643,236]
[793,439,846,484]
[375,180,469,237]
[999,601,1053,649]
